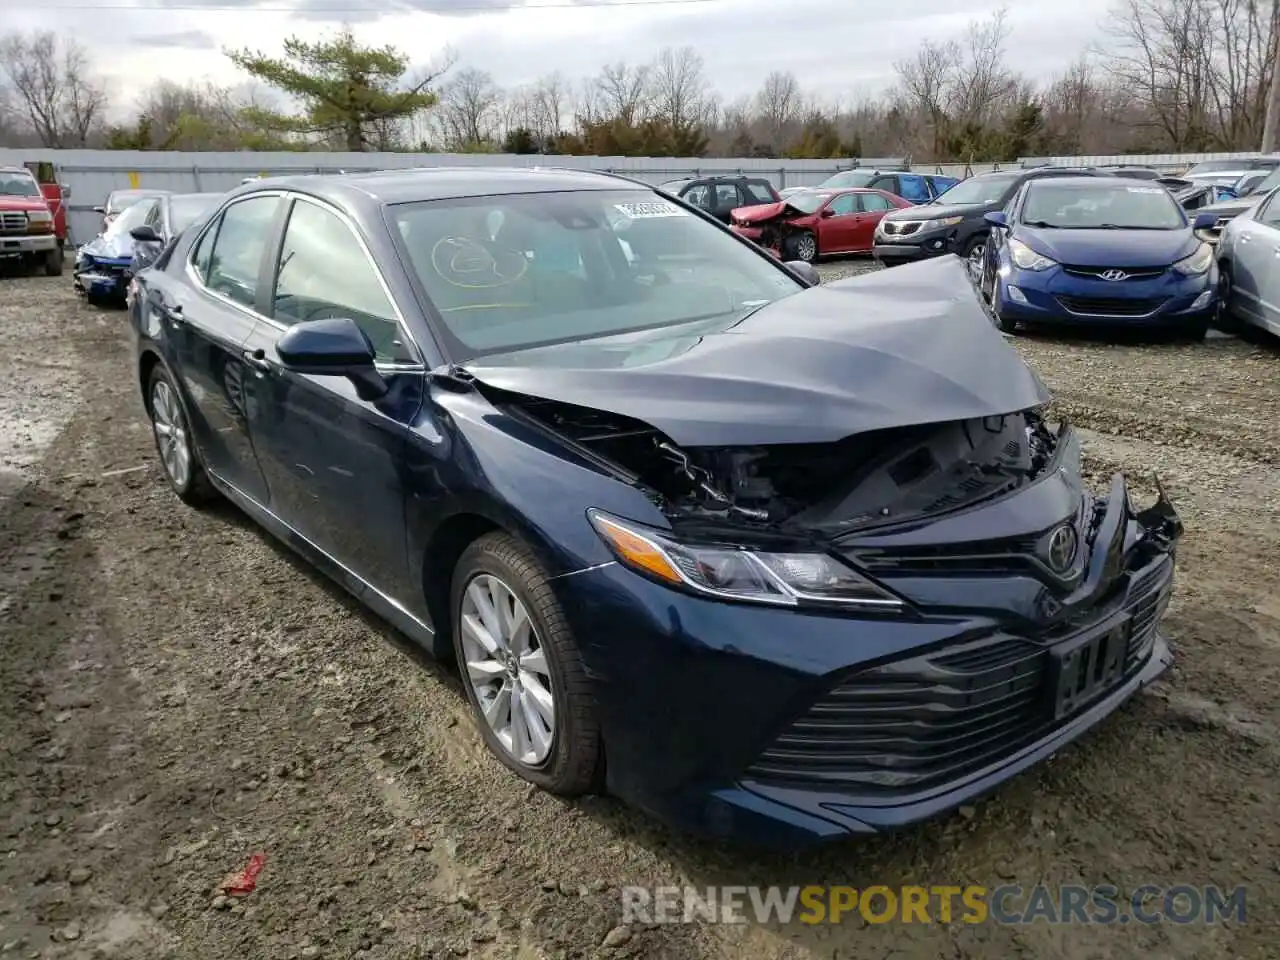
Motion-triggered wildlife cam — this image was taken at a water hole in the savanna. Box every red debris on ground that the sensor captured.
[220,853,267,897]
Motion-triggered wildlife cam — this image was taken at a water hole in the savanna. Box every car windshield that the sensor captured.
[105,199,156,237]
[107,191,153,215]
[1242,168,1280,196]
[818,171,875,189]
[0,171,41,197]
[1021,181,1186,229]
[1184,160,1242,176]
[931,174,1018,205]
[169,194,219,233]
[392,189,805,360]
[784,191,830,214]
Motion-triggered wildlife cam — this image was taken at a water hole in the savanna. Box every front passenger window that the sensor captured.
[205,196,281,309]
[272,199,412,362]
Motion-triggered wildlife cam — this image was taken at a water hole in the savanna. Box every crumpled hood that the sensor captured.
[1199,195,1261,220]
[1019,226,1199,268]
[79,231,137,261]
[459,255,1050,446]
[732,200,810,224]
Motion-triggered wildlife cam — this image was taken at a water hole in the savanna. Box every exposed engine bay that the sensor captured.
[499,390,1062,535]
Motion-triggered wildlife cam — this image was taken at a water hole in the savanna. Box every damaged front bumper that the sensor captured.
[557,449,1181,847]
[73,255,133,299]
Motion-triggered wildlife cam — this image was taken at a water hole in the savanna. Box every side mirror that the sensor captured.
[130,225,162,244]
[92,205,104,214]
[1192,211,1219,231]
[819,207,835,218]
[984,211,1009,229]
[62,185,72,199]
[784,260,821,287]
[276,317,387,401]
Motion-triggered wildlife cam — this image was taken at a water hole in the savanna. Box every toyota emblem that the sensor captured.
[1099,269,1128,281]
[1045,524,1078,573]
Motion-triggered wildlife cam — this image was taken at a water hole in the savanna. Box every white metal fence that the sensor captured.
[0,147,1259,245]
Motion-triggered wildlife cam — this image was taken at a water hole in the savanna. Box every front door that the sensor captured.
[853,192,896,251]
[818,193,861,252]
[146,193,285,505]
[240,194,424,605]
[1237,191,1280,329]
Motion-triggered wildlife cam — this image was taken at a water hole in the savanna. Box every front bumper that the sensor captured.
[0,233,58,257]
[995,263,1216,327]
[559,468,1181,847]
[873,227,955,264]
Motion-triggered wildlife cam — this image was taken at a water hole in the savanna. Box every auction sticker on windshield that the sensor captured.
[1125,186,1165,194]
[615,200,691,219]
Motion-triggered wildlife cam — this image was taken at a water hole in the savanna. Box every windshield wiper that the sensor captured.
[1023,219,1058,228]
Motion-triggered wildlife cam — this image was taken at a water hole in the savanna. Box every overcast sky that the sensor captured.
[8,0,1118,118]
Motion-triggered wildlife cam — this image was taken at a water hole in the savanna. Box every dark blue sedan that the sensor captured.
[977,175,1219,338]
[127,168,1182,847]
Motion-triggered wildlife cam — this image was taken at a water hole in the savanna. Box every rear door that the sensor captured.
[711,182,745,223]
[896,174,932,204]
[145,193,285,505]
[854,192,897,251]
[239,193,425,603]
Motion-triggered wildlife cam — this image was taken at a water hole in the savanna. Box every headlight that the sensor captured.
[1173,242,1213,275]
[587,510,903,610]
[917,215,964,232]
[27,210,52,224]
[1009,238,1057,271]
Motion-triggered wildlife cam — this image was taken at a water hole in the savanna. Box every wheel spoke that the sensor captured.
[509,686,529,759]
[521,673,555,727]
[519,692,552,756]
[508,604,532,655]
[518,646,546,675]
[460,612,500,656]
[483,681,511,728]
[466,658,505,683]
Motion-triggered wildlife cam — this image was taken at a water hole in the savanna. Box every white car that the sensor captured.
[1215,184,1280,338]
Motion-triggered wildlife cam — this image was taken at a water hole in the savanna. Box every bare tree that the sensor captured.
[435,67,501,148]
[949,7,1017,126]
[649,46,711,129]
[754,70,802,148]
[592,61,651,124]
[529,71,569,137]
[0,30,107,147]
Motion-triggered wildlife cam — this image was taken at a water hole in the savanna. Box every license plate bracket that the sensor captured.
[1049,620,1131,720]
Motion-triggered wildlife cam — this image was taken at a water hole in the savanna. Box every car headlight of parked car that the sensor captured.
[588,510,903,609]
[916,215,964,232]
[1009,238,1057,271]
[27,210,52,224]
[1173,242,1213,275]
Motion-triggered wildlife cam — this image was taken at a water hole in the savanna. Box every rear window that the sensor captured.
[1184,160,1245,175]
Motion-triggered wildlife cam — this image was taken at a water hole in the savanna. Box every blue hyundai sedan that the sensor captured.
[126,168,1182,847]
[977,175,1219,337]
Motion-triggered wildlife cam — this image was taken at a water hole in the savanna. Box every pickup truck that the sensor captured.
[0,164,69,276]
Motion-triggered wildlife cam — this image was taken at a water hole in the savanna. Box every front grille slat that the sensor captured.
[745,555,1174,797]
[1056,295,1168,317]
[0,212,28,232]
[1062,265,1165,281]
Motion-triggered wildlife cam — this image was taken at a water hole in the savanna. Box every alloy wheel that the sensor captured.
[795,233,817,262]
[151,379,192,490]
[967,242,985,277]
[459,573,555,766]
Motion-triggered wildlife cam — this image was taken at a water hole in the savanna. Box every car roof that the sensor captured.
[0,166,35,175]
[1024,174,1165,189]
[248,166,647,206]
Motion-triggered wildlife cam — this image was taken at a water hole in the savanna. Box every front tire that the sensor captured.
[1213,265,1242,333]
[146,365,218,505]
[787,230,818,263]
[961,234,986,279]
[451,532,602,796]
[44,249,63,277]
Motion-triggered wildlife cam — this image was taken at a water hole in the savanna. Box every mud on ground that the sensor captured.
[1,261,1278,960]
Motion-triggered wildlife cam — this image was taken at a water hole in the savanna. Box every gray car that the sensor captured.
[1215,184,1280,338]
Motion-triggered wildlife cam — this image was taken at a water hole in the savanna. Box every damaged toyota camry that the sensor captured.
[128,167,1182,847]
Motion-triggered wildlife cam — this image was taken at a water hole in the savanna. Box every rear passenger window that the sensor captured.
[205,196,281,309]
[859,193,894,212]
[272,199,412,363]
[745,181,775,202]
[898,175,931,203]
[713,184,741,209]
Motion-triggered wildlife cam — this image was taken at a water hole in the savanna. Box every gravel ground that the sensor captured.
[1,256,1278,960]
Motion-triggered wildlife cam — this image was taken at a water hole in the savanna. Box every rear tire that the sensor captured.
[451,532,603,797]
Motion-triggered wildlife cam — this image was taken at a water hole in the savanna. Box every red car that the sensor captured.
[729,187,912,262]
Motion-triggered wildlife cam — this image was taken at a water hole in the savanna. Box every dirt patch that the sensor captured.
[0,267,1277,960]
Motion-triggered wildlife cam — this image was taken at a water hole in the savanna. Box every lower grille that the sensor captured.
[1056,295,1168,317]
[0,212,27,232]
[745,555,1172,797]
